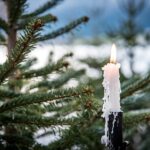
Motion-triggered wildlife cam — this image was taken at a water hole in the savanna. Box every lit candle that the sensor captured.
[101,44,121,145]
[102,44,121,113]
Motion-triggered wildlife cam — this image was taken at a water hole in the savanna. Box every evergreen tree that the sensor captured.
[0,0,92,149]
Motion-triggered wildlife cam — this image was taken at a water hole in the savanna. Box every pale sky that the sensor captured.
[0,0,150,38]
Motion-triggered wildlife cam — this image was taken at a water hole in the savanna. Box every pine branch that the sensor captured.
[38,16,89,41]
[44,94,85,117]
[0,89,21,98]
[19,14,57,30]
[124,92,150,105]
[22,0,63,18]
[0,113,75,127]
[54,100,81,118]
[13,104,46,116]
[30,69,85,89]
[0,33,6,44]
[0,134,33,146]
[20,60,69,79]
[33,144,50,150]
[36,130,55,139]
[42,97,80,113]
[80,57,107,69]
[121,73,150,99]
[7,0,27,24]
[0,19,43,84]
[121,75,140,89]
[46,109,98,150]
[142,82,150,91]
[0,87,92,113]
[0,18,8,33]
[124,109,150,128]
[20,58,37,70]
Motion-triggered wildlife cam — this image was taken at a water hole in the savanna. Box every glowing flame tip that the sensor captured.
[110,44,117,63]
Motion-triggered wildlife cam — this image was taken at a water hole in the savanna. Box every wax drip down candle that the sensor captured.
[102,44,121,114]
[101,44,127,150]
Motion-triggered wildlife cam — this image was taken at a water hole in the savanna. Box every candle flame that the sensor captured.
[110,44,117,64]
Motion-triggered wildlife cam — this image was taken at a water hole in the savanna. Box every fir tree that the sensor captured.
[0,0,91,149]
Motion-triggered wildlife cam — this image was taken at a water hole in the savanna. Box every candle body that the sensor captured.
[102,63,121,114]
[101,63,121,146]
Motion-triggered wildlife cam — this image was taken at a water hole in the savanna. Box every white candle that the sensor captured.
[101,44,121,145]
[102,44,121,114]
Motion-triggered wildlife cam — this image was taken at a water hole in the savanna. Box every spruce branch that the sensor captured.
[30,69,85,89]
[121,73,150,99]
[0,33,6,44]
[44,99,80,116]
[42,96,82,113]
[0,19,43,84]
[54,101,81,118]
[6,0,27,24]
[0,89,21,98]
[36,130,55,139]
[121,75,140,89]
[38,16,89,41]
[20,60,69,79]
[124,109,150,128]
[14,104,46,116]
[142,85,150,94]
[0,87,92,113]
[20,58,37,70]
[22,0,63,18]
[45,106,98,150]
[19,14,57,30]
[122,92,150,110]
[0,18,8,33]
[80,57,107,69]
[0,114,74,126]
[0,134,33,146]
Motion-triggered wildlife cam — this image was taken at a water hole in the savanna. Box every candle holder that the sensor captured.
[107,112,128,150]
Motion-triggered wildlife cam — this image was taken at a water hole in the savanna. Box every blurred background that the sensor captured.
[0,0,150,149]
[0,0,150,75]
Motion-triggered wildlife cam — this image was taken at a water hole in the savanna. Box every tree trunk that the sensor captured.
[7,27,17,54]
[5,0,17,52]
